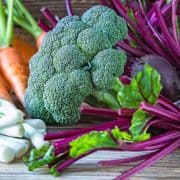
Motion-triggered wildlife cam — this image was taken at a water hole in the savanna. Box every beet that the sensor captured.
[131,54,180,101]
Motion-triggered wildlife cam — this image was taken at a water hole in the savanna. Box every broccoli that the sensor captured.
[91,49,127,90]
[24,5,127,125]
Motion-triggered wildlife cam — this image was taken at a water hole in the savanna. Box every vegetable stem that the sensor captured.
[0,0,6,40]
[115,139,180,180]
[4,0,14,47]
[65,0,73,16]
[140,102,180,121]
[40,7,58,26]
[13,0,42,38]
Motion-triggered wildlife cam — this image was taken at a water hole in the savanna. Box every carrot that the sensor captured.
[0,48,28,104]
[13,35,37,65]
[36,31,46,49]
[0,0,28,104]
[10,0,46,48]
[0,72,12,102]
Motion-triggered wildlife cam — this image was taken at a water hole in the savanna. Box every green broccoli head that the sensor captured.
[53,45,88,73]
[91,49,126,90]
[77,28,112,57]
[81,5,110,26]
[43,71,92,124]
[24,5,127,125]
[82,5,128,44]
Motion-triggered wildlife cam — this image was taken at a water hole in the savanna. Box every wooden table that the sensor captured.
[1,0,179,179]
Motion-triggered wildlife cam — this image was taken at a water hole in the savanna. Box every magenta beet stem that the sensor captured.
[158,95,180,113]
[124,131,180,150]
[115,139,180,180]
[116,42,145,57]
[45,118,130,140]
[80,106,119,118]
[119,75,131,85]
[65,0,73,16]
[99,151,156,166]
[117,108,135,116]
[40,7,58,27]
[38,19,51,32]
[140,102,180,121]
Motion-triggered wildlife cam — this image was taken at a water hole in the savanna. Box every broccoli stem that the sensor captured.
[91,90,121,109]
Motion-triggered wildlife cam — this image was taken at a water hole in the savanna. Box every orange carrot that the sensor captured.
[0,48,28,104]
[36,31,46,49]
[0,72,12,102]
[13,35,37,65]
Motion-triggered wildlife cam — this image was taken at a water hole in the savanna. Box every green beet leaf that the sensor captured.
[116,64,162,109]
[69,131,118,158]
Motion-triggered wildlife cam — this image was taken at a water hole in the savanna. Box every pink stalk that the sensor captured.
[38,19,51,32]
[134,11,171,61]
[45,118,130,140]
[116,41,145,56]
[157,95,180,113]
[140,102,180,121]
[172,0,180,46]
[65,0,73,16]
[119,75,131,85]
[40,7,58,26]
[80,106,119,118]
[99,151,157,166]
[115,139,180,180]
[154,3,180,57]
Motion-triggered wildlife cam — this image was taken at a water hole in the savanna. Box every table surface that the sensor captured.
[1,0,179,179]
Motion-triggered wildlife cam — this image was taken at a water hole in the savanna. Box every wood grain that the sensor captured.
[4,0,180,179]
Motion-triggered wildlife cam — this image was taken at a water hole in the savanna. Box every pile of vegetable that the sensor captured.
[24,5,128,124]
[99,0,180,100]
[0,0,179,179]
[0,0,48,163]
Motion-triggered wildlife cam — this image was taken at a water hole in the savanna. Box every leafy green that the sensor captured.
[111,126,132,141]
[129,110,151,137]
[69,127,138,158]
[115,64,162,109]
[133,132,151,142]
[113,65,162,139]
[69,130,118,158]
[23,145,55,171]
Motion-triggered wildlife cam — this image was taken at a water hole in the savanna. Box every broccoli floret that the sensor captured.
[82,5,127,44]
[91,49,126,90]
[43,71,92,124]
[52,105,80,125]
[77,28,111,57]
[40,32,62,56]
[81,5,110,26]
[94,11,128,44]
[25,5,127,125]
[53,45,88,73]
[61,21,88,46]
[69,69,93,96]
[53,15,80,32]
[24,89,53,123]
